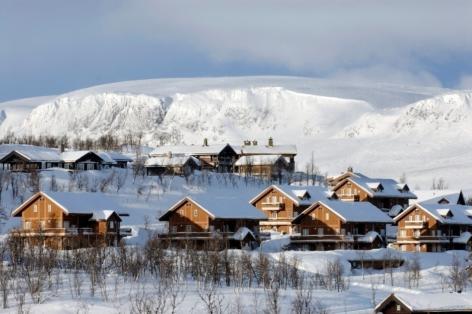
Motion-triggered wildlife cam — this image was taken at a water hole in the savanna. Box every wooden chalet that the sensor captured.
[61,150,104,170]
[330,168,417,211]
[375,292,472,314]
[98,151,133,168]
[393,203,472,252]
[148,139,238,172]
[250,185,336,234]
[158,195,267,249]
[0,144,62,171]
[11,191,123,249]
[236,137,297,172]
[145,154,200,176]
[234,155,290,180]
[291,200,392,250]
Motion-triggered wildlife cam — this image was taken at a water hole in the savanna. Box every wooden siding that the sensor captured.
[395,205,472,252]
[252,187,306,234]
[168,200,211,232]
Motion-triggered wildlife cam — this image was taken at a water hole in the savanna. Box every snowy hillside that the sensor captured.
[0,76,471,188]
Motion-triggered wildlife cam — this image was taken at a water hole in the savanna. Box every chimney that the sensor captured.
[347,166,353,173]
[203,138,208,146]
[252,140,258,146]
[244,140,251,146]
[268,137,273,147]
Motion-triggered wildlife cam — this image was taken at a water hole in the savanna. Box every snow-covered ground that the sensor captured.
[0,169,470,313]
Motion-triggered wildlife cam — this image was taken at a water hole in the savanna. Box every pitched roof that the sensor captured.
[375,292,472,312]
[394,203,472,225]
[98,151,133,163]
[11,191,122,221]
[149,144,234,157]
[60,150,103,163]
[294,200,392,224]
[421,191,466,205]
[159,194,267,221]
[334,176,417,200]
[0,144,61,162]
[234,155,288,166]
[250,184,334,207]
[145,155,200,167]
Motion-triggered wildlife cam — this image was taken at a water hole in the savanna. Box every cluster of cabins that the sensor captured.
[0,138,296,180]
[157,168,472,252]
[0,144,132,171]
[144,137,296,179]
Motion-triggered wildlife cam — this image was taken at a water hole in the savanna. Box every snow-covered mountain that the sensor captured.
[1,76,471,188]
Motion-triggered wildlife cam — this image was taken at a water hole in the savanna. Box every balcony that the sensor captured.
[290,234,353,243]
[12,227,97,237]
[404,220,427,229]
[339,195,360,201]
[261,202,284,211]
[396,235,449,243]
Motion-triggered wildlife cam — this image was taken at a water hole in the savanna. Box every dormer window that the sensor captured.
[438,208,453,219]
[396,183,410,193]
[367,182,383,192]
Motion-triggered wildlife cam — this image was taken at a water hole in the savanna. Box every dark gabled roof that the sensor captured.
[375,292,472,312]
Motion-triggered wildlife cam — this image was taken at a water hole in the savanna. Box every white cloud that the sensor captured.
[458,75,472,90]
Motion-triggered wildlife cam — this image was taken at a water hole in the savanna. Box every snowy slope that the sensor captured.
[0,76,470,188]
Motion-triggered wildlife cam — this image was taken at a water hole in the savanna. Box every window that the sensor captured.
[178,209,184,215]
[293,211,298,218]
[193,209,198,217]
[396,304,401,311]
[185,225,192,232]
[109,221,115,229]
[33,205,38,213]
[40,221,46,229]
[318,228,324,235]
[171,226,177,233]
[302,228,309,236]
[47,204,52,213]
[24,221,31,229]
[325,213,330,220]
[272,212,277,219]
[340,228,346,235]
[400,230,406,237]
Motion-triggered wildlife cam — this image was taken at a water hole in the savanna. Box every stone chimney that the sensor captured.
[268,137,274,147]
[244,140,251,146]
[203,138,208,146]
[252,140,258,146]
[347,166,353,173]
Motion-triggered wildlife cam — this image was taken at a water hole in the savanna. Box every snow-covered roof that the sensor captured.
[453,232,472,244]
[334,176,417,199]
[358,231,382,243]
[11,191,121,221]
[0,144,61,162]
[394,203,472,225]
[61,150,103,163]
[234,155,288,166]
[295,200,392,224]
[98,151,133,163]
[160,194,267,221]
[376,292,472,312]
[420,191,465,205]
[250,184,334,207]
[232,227,256,241]
[144,155,200,167]
[149,144,234,157]
[237,144,297,156]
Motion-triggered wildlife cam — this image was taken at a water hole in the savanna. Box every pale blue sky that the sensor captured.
[1,0,472,102]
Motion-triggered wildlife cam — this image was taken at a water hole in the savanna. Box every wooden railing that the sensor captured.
[12,227,97,236]
[404,221,427,229]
